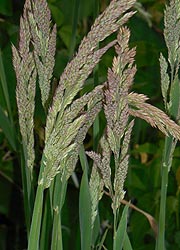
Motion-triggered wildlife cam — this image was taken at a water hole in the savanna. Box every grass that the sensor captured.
[0,0,180,250]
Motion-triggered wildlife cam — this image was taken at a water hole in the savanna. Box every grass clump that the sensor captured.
[0,0,179,249]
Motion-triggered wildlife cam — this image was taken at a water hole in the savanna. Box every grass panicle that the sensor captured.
[86,27,136,239]
[128,92,180,140]
[164,0,180,73]
[28,0,56,109]
[12,1,36,173]
[42,0,136,189]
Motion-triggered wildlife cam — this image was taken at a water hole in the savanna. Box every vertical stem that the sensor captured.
[156,136,174,250]
[28,183,44,250]
[113,153,121,249]
[51,208,63,250]
[22,143,34,231]
[20,152,31,234]
[113,212,117,250]
[51,174,67,250]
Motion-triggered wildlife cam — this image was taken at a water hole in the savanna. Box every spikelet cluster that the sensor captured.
[45,0,136,141]
[28,0,56,109]
[128,92,180,140]
[87,26,136,221]
[105,27,136,213]
[12,0,36,172]
[159,0,180,122]
[13,0,56,172]
[41,0,136,189]
[164,0,180,71]
[42,86,103,188]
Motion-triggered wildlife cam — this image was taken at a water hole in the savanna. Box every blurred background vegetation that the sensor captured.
[0,0,180,249]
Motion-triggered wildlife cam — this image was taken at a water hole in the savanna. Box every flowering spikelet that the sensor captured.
[159,54,170,109]
[89,163,104,229]
[105,27,135,213]
[159,0,180,123]
[41,0,136,188]
[28,0,56,108]
[112,120,134,212]
[128,92,180,140]
[13,0,56,172]
[164,0,180,70]
[87,26,136,218]
[87,135,111,228]
[41,86,103,188]
[12,0,36,172]
[45,0,136,141]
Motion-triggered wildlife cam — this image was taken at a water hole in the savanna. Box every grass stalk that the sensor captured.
[51,208,63,250]
[156,136,175,250]
[51,173,68,250]
[28,183,44,250]
[22,142,35,216]
[27,156,47,250]
[20,152,31,234]
[113,211,118,250]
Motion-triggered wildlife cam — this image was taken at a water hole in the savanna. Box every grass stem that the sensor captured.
[156,136,175,250]
[28,183,44,250]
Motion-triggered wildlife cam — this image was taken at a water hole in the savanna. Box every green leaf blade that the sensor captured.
[113,204,129,250]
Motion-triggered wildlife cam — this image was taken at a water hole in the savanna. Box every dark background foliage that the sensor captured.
[0,0,180,249]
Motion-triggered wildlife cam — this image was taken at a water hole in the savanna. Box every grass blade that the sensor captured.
[79,146,92,250]
[123,232,133,250]
[113,204,129,250]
